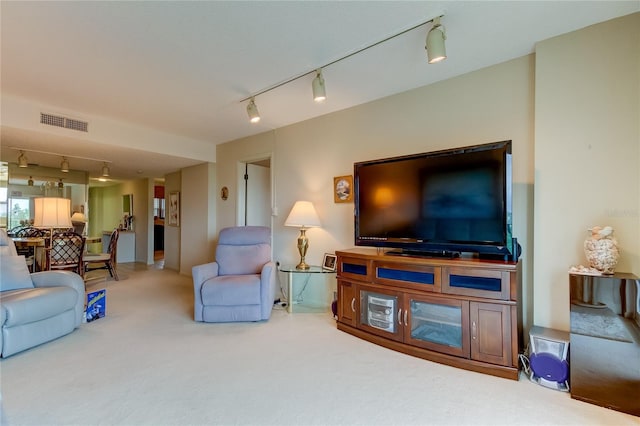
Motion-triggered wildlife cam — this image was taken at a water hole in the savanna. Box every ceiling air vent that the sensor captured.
[40,112,88,132]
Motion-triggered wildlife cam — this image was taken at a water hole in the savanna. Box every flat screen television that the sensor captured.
[354,140,518,259]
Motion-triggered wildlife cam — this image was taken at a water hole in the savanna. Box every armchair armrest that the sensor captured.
[192,261,219,321]
[31,270,86,327]
[260,261,277,319]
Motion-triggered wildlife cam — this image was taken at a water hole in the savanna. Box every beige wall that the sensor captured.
[534,13,640,330]
[180,162,216,275]
[217,55,536,326]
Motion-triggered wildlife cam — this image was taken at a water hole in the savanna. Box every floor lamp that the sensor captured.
[285,201,321,270]
[33,197,72,270]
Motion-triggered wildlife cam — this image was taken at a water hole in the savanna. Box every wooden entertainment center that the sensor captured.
[336,248,522,380]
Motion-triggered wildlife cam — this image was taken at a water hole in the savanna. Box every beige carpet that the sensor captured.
[1,264,638,426]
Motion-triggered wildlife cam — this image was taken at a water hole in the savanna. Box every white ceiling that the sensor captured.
[1,1,638,184]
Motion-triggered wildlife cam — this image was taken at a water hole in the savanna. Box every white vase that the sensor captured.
[584,234,619,275]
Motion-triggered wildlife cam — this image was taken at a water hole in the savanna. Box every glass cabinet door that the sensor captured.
[407,295,470,358]
[358,287,402,341]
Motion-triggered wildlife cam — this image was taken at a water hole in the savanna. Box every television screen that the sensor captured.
[354,141,514,257]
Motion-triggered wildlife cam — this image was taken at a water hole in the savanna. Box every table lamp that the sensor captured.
[71,212,87,235]
[284,201,321,270]
[34,197,72,240]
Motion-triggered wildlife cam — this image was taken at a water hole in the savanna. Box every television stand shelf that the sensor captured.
[336,248,522,380]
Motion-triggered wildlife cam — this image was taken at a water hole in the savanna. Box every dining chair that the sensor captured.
[12,226,47,272]
[47,231,86,277]
[84,229,119,281]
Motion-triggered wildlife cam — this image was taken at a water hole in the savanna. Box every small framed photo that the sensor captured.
[322,253,337,271]
[333,175,353,203]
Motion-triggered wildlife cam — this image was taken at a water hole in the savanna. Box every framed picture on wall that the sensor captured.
[169,191,180,227]
[333,175,353,203]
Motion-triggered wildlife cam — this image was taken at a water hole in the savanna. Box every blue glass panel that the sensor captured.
[343,263,367,276]
[378,268,434,285]
[450,275,501,292]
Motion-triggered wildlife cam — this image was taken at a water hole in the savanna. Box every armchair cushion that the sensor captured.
[201,275,262,306]
[216,226,271,276]
[0,255,34,291]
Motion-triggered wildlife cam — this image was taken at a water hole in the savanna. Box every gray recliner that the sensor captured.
[192,226,275,323]
[0,228,85,357]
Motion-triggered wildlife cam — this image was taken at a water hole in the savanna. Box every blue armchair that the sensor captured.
[192,226,276,322]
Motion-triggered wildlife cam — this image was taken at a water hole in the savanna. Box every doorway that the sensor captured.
[153,183,165,266]
[237,157,272,228]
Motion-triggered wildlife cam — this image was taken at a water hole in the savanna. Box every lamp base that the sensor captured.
[295,228,310,270]
[296,261,310,270]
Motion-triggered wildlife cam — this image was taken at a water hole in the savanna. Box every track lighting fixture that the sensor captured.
[28,176,34,186]
[61,157,70,172]
[241,14,446,119]
[246,98,261,123]
[312,69,326,102]
[58,179,64,189]
[102,162,110,177]
[18,151,28,168]
[426,17,446,64]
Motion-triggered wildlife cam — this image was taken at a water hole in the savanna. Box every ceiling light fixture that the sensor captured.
[312,69,326,102]
[60,157,70,172]
[426,17,446,64]
[102,163,110,177]
[18,151,28,168]
[239,14,445,119]
[246,98,261,123]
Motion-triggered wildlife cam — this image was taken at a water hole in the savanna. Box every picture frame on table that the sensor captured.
[322,253,337,271]
[333,175,353,203]
[168,191,180,227]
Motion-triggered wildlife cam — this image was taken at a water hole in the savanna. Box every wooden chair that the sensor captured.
[47,231,86,277]
[84,229,119,281]
[12,226,47,272]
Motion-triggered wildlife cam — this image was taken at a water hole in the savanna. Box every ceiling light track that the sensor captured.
[240,14,445,122]
[10,146,112,164]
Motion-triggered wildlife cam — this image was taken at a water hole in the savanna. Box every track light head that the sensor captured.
[246,98,261,123]
[426,16,447,64]
[312,69,326,102]
[102,162,110,177]
[61,157,70,172]
[28,176,34,186]
[18,151,28,168]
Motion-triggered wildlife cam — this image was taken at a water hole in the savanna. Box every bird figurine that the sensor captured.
[588,225,613,240]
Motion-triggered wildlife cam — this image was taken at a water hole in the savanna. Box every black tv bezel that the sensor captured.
[354,140,514,258]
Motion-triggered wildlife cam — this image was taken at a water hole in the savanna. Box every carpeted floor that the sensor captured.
[1,264,638,426]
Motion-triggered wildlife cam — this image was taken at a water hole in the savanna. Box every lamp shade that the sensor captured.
[426,18,446,64]
[247,98,260,123]
[312,70,326,102]
[33,197,72,228]
[18,151,28,168]
[71,212,87,223]
[284,201,321,228]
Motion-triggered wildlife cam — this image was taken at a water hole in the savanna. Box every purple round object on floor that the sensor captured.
[530,353,569,382]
